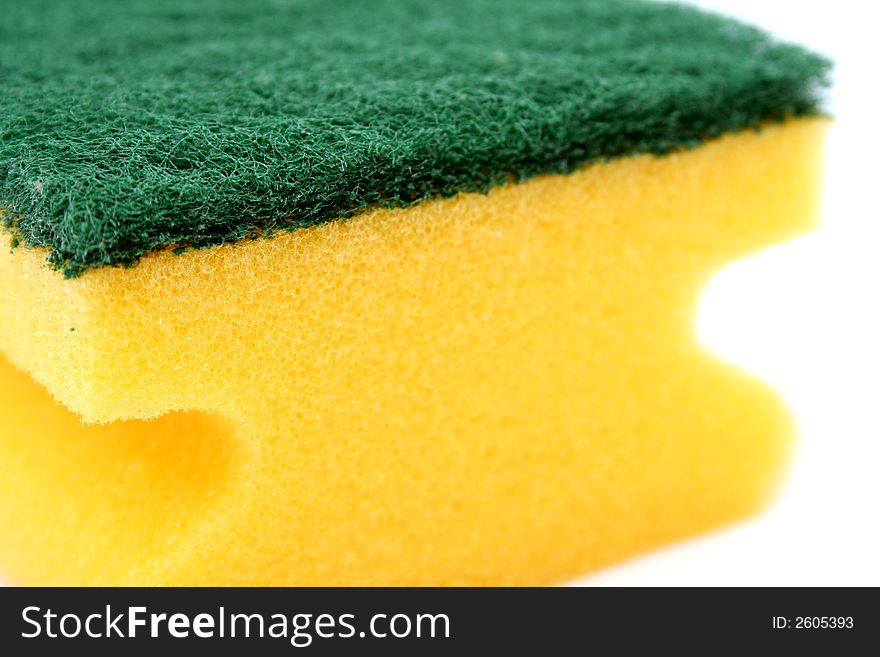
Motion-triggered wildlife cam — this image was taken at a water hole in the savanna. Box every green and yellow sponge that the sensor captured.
[0,0,829,585]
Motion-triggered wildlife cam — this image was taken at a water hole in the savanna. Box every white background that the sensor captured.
[2,1,876,588]
[575,0,880,586]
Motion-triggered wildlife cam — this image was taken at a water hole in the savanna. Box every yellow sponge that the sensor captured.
[0,118,826,585]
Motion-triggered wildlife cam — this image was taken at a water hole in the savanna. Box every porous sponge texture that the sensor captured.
[0,118,826,585]
[0,0,829,275]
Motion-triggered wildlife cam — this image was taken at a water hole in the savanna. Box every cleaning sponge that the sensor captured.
[0,0,828,585]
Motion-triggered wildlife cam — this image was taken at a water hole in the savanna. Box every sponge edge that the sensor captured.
[0,118,827,585]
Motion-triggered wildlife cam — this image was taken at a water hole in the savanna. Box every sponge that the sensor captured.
[0,0,828,585]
